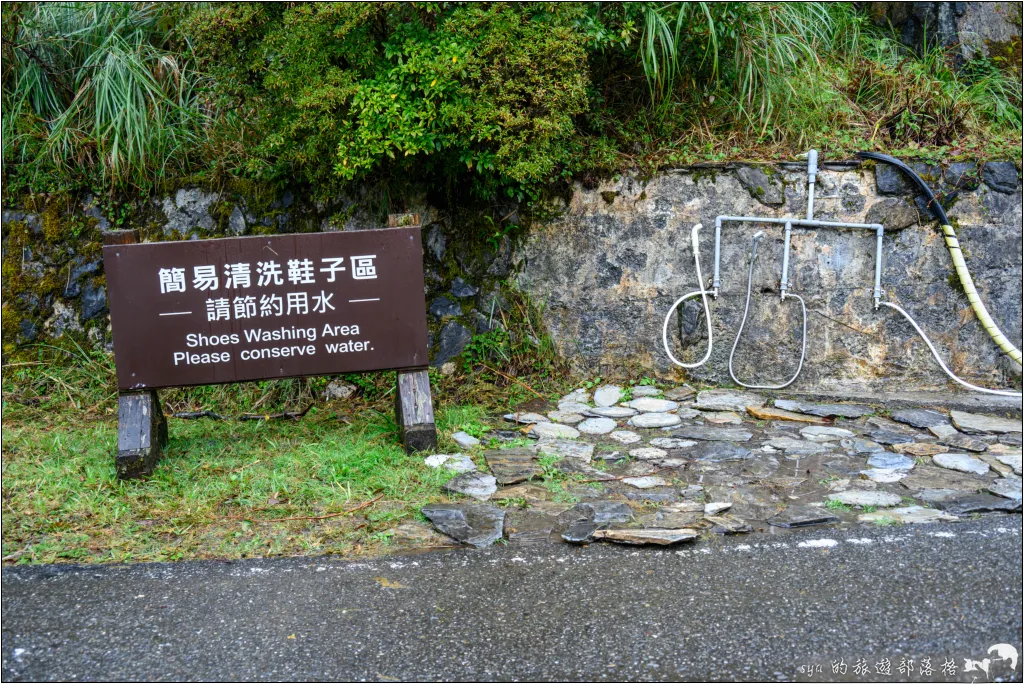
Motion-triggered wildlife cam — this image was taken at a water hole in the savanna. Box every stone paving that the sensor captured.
[419,386,1023,548]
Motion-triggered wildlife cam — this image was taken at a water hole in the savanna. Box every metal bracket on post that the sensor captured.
[388,213,437,453]
[104,229,169,478]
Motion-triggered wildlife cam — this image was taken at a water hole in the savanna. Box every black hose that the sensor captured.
[855,151,951,226]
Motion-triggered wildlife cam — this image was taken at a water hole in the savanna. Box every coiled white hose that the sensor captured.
[729,232,808,390]
[880,300,1022,397]
[663,224,713,369]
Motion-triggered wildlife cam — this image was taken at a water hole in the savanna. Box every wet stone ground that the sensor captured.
[414,387,1022,550]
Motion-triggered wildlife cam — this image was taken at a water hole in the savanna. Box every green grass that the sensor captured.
[825,498,852,512]
[1,403,490,565]
[869,516,899,527]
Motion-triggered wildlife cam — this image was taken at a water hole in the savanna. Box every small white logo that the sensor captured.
[988,643,1019,672]
[964,658,990,678]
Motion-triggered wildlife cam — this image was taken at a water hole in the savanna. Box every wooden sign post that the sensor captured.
[103,222,436,478]
[387,214,437,454]
[104,229,169,479]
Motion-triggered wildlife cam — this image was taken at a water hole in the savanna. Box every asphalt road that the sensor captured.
[2,516,1021,682]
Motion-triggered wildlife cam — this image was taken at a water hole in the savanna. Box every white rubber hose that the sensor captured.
[663,224,714,369]
[728,232,808,390]
[880,300,1022,397]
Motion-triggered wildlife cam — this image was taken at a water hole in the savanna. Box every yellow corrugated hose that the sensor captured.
[940,223,1023,365]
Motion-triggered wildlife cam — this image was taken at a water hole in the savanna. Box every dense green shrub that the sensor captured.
[186,3,589,201]
[2,2,1020,202]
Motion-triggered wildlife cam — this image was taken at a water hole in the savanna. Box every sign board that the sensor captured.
[104,228,428,390]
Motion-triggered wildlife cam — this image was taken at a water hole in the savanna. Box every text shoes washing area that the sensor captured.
[663,150,1023,398]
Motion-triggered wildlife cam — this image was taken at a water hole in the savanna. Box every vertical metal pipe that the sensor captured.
[713,217,722,294]
[806,149,818,221]
[873,227,884,307]
[781,221,792,299]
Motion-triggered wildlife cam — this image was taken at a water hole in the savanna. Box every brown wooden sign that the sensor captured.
[104,228,428,390]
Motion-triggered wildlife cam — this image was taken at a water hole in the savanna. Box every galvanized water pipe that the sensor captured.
[712,216,885,306]
[805,149,818,221]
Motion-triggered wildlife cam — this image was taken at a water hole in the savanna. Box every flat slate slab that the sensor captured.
[608,430,642,444]
[706,515,753,535]
[558,401,592,414]
[577,417,617,435]
[858,506,958,524]
[695,390,765,412]
[629,447,669,461]
[916,488,962,504]
[559,389,590,404]
[950,410,1022,434]
[847,438,886,454]
[622,475,671,489]
[593,385,624,407]
[929,423,959,439]
[673,426,753,442]
[503,412,546,424]
[938,433,988,453]
[900,465,988,492]
[934,493,1022,515]
[892,442,947,457]
[484,449,542,485]
[988,477,1023,501]
[584,406,636,419]
[663,385,696,401]
[443,472,498,500]
[424,453,477,474]
[531,422,581,440]
[869,429,915,445]
[765,437,827,455]
[592,528,698,545]
[650,437,696,449]
[933,453,990,476]
[537,439,593,462]
[547,410,585,425]
[828,490,902,507]
[995,453,1022,475]
[621,398,678,413]
[701,411,743,425]
[421,504,505,547]
[693,442,753,462]
[801,426,855,441]
[867,453,916,471]
[559,501,634,526]
[746,406,825,424]
[452,431,481,448]
[860,468,909,483]
[890,409,949,429]
[561,522,600,544]
[504,510,557,544]
[628,413,682,429]
[773,399,874,418]
[767,506,840,528]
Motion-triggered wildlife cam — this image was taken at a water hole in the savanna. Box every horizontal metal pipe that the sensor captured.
[716,216,883,231]
[712,216,884,295]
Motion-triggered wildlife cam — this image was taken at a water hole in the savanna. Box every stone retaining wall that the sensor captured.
[3,158,1022,395]
[515,160,1023,393]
